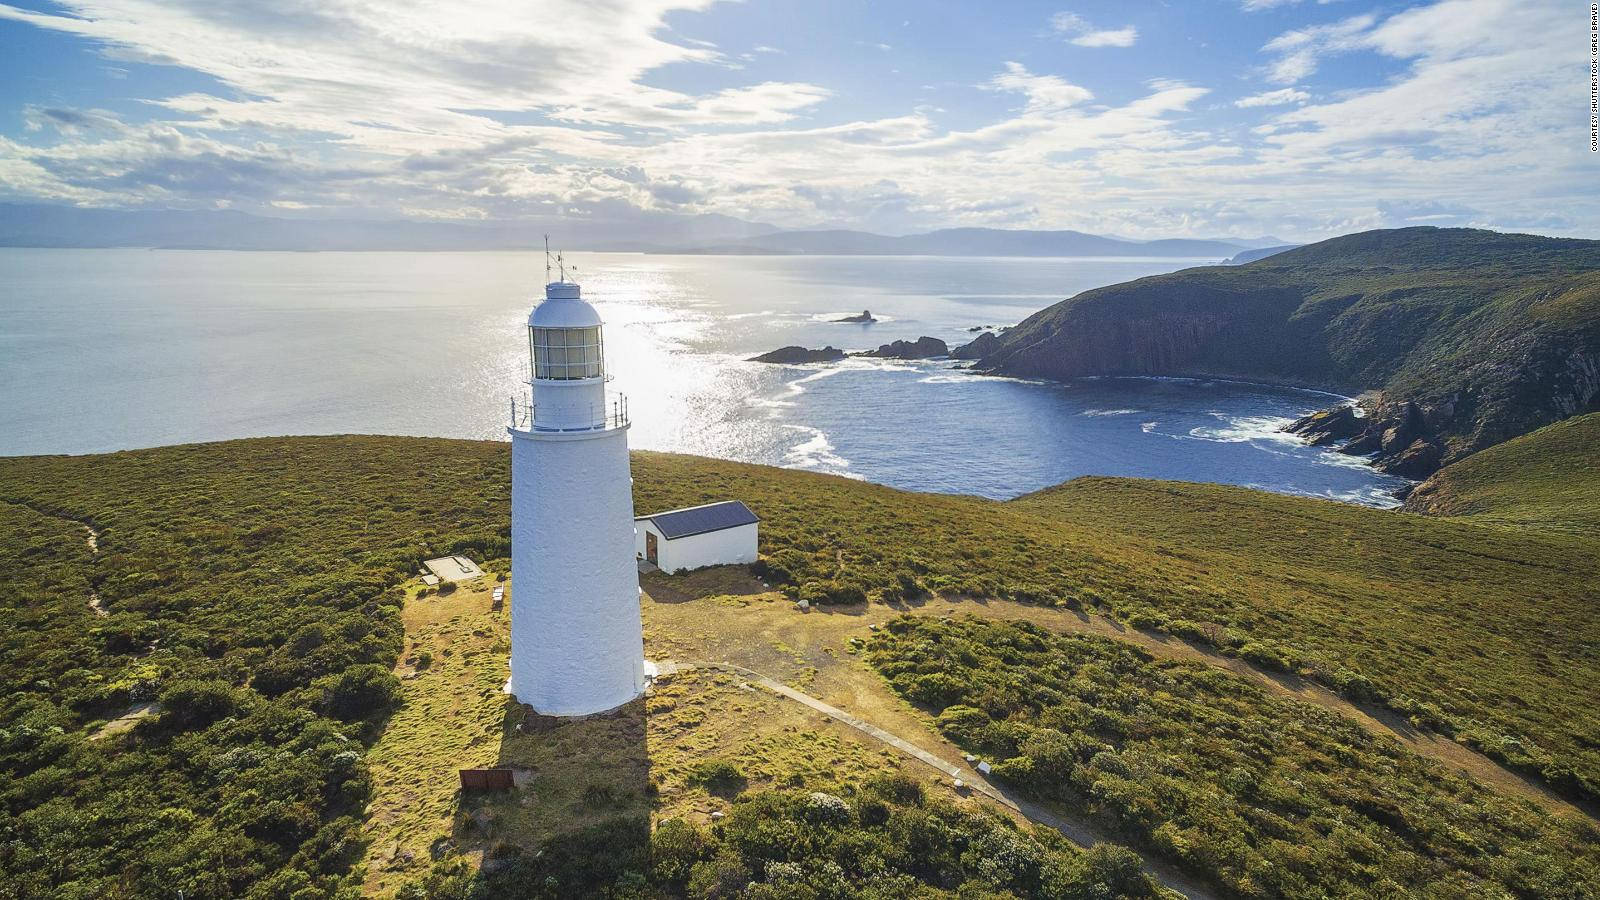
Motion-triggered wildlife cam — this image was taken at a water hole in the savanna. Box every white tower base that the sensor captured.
[508,422,644,717]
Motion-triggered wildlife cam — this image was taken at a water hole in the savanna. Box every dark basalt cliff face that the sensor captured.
[960,227,1600,479]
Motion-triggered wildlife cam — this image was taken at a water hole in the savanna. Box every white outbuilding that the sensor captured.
[635,501,759,574]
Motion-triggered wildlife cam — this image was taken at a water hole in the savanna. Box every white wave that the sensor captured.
[1140,421,1160,433]
[780,365,850,397]
[781,424,862,478]
[1081,408,1140,417]
[724,310,775,320]
[919,373,985,384]
[745,396,795,410]
[1242,482,1403,509]
[1187,413,1301,444]
[1313,449,1384,471]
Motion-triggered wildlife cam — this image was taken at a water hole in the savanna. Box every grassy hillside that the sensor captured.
[2,436,1597,895]
[0,437,506,898]
[972,227,1600,475]
[868,616,1600,898]
[1007,476,1600,798]
[1403,411,1600,533]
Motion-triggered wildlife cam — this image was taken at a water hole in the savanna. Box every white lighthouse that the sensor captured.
[507,256,645,716]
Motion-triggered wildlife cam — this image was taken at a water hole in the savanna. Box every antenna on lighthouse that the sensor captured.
[557,251,566,282]
[544,234,551,283]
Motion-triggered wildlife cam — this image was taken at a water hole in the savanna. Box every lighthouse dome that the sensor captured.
[528,281,602,328]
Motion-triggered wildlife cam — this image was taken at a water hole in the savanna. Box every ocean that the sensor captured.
[0,248,1408,504]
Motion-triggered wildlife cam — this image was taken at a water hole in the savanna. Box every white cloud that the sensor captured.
[1260,13,1375,82]
[0,0,823,132]
[0,0,1590,241]
[1235,88,1310,107]
[987,62,1094,113]
[1049,11,1138,48]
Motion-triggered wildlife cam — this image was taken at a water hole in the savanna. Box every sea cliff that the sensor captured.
[960,228,1600,478]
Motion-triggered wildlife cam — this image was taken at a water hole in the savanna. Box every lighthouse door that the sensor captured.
[645,531,658,565]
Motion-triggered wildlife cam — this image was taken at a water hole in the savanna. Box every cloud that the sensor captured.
[1234,88,1309,107]
[0,0,1590,241]
[0,0,825,132]
[1260,13,1375,82]
[23,106,128,134]
[987,62,1093,113]
[1049,11,1138,48]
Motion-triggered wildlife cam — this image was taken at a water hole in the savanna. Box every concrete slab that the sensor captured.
[423,555,482,583]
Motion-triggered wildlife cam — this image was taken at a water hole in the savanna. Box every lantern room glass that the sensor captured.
[530,325,604,380]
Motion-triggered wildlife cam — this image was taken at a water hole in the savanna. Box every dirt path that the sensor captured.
[641,575,1594,824]
[930,597,1596,822]
[0,498,107,617]
[665,660,1218,900]
[82,522,107,617]
[90,701,158,740]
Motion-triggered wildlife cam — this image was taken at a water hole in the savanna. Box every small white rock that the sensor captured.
[977,761,992,775]
[710,811,725,821]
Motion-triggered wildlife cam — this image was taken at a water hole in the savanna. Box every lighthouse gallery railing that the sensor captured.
[509,392,629,432]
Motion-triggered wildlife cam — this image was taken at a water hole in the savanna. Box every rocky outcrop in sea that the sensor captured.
[861,336,948,359]
[749,346,847,364]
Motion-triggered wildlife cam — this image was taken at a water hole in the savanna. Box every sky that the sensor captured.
[0,0,1589,241]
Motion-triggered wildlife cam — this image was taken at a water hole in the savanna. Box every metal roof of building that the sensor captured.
[637,500,759,540]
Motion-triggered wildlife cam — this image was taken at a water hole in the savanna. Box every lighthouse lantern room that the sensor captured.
[506,250,645,716]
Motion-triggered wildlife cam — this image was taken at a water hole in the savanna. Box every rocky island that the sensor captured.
[748,345,847,364]
[751,335,949,363]
[861,336,948,359]
[835,309,876,323]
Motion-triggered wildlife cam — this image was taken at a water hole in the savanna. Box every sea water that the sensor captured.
[0,249,1407,504]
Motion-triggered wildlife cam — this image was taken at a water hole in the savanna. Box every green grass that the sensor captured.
[1404,411,1600,534]
[409,774,1159,900]
[867,615,1600,898]
[635,449,1600,803]
[1008,476,1600,799]
[2,433,1597,895]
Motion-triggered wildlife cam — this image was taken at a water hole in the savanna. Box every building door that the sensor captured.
[645,531,658,565]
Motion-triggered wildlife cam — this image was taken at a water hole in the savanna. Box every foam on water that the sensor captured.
[1187,413,1303,445]
[781,424,861,478]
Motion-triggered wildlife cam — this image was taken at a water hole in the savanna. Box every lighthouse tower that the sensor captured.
[507,257,644,716]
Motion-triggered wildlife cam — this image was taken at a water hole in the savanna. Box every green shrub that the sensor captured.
[159,677,248,729]
[869,616,1600,898]
[688,758,747,796]
[317,663,400,721]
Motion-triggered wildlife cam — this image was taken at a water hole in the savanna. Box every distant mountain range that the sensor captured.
[664,228,1278,258]
[0,204,775,252]
[0,203,1280,257]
